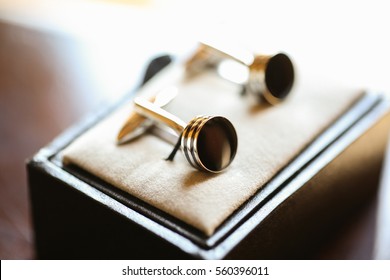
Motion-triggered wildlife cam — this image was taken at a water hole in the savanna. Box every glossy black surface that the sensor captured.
[265,53,295,99]
[196,117,237,172]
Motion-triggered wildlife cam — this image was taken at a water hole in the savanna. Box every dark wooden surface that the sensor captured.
[0,21,115,259]
[0,20,379,259]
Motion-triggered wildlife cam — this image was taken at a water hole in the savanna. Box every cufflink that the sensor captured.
[134,97,237,173]
[185,41,295,105]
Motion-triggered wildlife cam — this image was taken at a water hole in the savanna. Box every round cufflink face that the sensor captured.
[249,53,295,105]
[265,53,295,101]
[182,116,237,173]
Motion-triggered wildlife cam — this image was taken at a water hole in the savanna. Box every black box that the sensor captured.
[27,58,390,259]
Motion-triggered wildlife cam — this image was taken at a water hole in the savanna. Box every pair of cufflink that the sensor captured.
[117,41,295,173]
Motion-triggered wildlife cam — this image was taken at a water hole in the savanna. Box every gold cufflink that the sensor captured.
[133,97,237,173]
[185,41,295,105]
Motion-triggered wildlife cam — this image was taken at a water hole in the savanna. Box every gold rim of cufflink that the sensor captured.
[134,97,237,173]
[248,53,294,104]
[181,115,237,172]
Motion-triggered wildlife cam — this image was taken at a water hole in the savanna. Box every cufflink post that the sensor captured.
[117,86,178,144]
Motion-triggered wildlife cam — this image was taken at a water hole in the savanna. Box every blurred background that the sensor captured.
[1,0,390,259]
